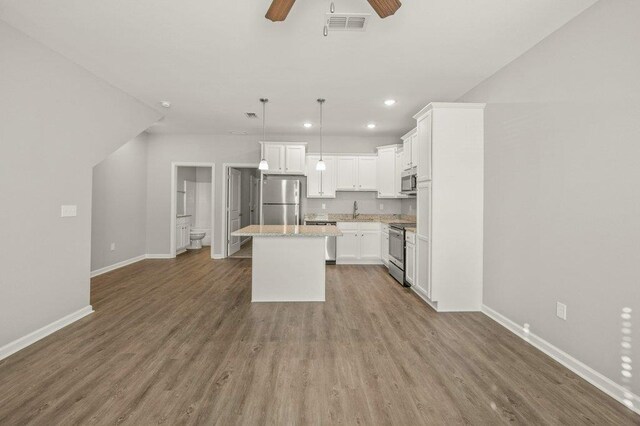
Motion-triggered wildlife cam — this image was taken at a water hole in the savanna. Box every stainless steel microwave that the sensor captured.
[401,168,417,194]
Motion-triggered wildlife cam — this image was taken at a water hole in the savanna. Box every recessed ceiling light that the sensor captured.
[384,99,396,106]
[160,101,171,108]
[367,123,376,129]
[304,122,313,128]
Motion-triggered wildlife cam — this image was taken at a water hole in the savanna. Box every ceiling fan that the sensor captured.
[265,0,401,22]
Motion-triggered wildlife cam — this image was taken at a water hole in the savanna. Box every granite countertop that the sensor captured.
[232,225,343,237]
[177,214,192,218]
[305,213,416,224]
[405,227,416,233]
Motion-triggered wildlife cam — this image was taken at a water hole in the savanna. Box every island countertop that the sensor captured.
[232,225,343,237]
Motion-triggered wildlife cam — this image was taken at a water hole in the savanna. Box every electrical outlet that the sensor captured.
[322,203,326,210]
[379,203,384,211]
[110,243,116,251]
[60,205,77,217]
[556,302,567,320]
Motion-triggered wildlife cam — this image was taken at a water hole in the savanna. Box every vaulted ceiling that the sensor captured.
[0,0,597,136]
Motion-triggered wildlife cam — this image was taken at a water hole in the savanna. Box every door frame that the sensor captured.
[221,163,259,258]
[170,162,216,259]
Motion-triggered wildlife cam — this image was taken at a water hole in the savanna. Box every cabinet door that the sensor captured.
[360,231,381,260]
[402,139,412,170]
[321,156,337,198]
[357,157,377,191]
[285,145,306,174]
[306,155,322,197]
[265,144,284,174]
[411,134,418,170]
[337,232,359,262]
[381,232,389,265]
[395,151,405,197]
[336,157,357,190]
[417,182,431,238]
[416,235,430,298]
[376,149,395,197]
[405,242,415,285]
[416,112,432,181]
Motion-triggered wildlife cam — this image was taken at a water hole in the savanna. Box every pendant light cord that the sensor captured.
[318,98,325,161]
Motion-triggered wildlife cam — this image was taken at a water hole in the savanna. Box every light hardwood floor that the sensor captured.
[0,249,638,425]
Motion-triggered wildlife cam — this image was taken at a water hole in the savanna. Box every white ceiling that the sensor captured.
[0,0,596,137]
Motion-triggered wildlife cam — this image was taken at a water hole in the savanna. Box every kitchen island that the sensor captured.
[231,225,342,302]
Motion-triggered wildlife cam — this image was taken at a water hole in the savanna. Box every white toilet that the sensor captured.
[188,230,206,250]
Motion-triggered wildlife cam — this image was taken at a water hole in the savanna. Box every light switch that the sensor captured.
[61,205,77,217]
[379,203,384,211]
[322,203,326,210]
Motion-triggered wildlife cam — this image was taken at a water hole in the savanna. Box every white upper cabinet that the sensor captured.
[376,145,403,198]
[401,128,416,171]
[411,133,418,169]
[306,155,336,198]
[357,157,377,191]
[264,144,284,173]
[336,156,377,191]
[395,150,406,198]
[336,156,358,190]
[260,142,307,175]
[414,111,432,182]
[285,145,306,174]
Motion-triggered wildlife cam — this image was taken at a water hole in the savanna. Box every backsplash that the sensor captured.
[305,191,402,214]
[401,198,416,216]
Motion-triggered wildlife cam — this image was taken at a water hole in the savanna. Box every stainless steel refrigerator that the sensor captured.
[261,179,301,225]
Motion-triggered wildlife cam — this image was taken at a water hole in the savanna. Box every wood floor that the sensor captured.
[0,249,638,425]
[230,238,252,259]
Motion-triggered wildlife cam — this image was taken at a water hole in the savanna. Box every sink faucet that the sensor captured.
[353,201,359,219]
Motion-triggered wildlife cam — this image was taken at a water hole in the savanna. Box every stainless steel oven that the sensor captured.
[401,168,417,194]
[388,224,414,286]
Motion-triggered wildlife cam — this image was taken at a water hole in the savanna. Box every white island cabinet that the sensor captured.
[231,224,342,302]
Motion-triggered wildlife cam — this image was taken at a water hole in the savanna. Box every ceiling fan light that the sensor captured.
[259,159,269,171]
[316,159,327,171]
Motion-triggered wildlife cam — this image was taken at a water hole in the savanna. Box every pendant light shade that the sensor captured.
[258,98,269,171]
[316,98,326,171]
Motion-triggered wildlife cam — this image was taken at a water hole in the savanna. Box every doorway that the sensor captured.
[170,162,215,259]
[223,164,260,258]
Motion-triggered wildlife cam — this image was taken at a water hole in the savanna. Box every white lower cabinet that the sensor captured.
[415,235,430,298]
[176,216,191,253]
[336,222,381,264]
[405,232,416,285]
[381,224,390,266]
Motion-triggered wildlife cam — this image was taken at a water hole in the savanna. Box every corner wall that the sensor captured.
[0,21,160,351]
[91,133,150,272]
[459,0,640,399]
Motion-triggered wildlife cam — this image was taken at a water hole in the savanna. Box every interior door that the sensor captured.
[227,168,242,255]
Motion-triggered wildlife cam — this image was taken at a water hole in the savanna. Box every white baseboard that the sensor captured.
[0,306,94,361]
[212,253,225,260]
[482,304,640,415]
[145,254,172,259]
[90,254,147,277]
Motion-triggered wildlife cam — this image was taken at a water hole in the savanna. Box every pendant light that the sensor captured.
[258,98,269,171]
[316,98,327,171]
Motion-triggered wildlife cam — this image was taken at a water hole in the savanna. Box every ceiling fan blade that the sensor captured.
[265,0,296,22]
[367,0,402,18]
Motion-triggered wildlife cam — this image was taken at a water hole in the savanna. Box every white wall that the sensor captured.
[0,21,160,349]
[91,133,149,271]
[459,0,639,396]
[145,133,397,256]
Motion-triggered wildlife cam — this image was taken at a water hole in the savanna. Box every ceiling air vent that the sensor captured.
[326,13,370,31]
[245,112,258,119]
